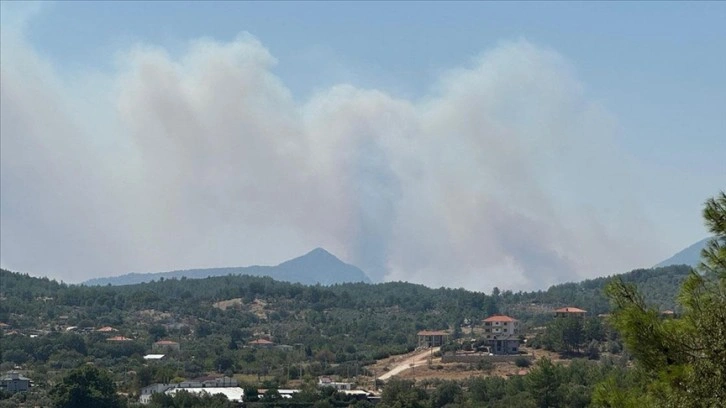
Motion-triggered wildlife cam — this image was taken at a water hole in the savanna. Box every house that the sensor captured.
[140,383,174,404]
[342,389,372,401]
[554,307,587,318]
[483,315,519,336]
[249,338,275,348]
[417,330,449,348]
[143,354,166,361]
[153,340,180,352]
[0,371,31,393]
[482,315,520,355]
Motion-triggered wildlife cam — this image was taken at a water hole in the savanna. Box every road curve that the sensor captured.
[377,347,440,380]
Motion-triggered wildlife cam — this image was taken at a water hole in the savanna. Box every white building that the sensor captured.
[166,387,244,403]
[482,315,521,354]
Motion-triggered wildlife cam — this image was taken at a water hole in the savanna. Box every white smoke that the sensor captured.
[1,20,662,290]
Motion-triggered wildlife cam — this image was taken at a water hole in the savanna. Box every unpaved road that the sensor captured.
[377,347,440,380]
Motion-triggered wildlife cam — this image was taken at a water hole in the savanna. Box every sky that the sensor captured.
[1,2,724,292]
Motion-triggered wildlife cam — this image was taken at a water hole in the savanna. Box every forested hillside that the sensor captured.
[497,265,692,324]
[0,262,693,407]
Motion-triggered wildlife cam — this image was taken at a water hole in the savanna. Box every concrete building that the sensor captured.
[417,330,449,348]
[0,371,31,393]
[482,315,520,355]
[140,383,174,404]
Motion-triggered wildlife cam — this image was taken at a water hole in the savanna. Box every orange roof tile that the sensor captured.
[417,330,448,336]
[554,307,587,313]
[483,315,517,323]
[107,336,133,341]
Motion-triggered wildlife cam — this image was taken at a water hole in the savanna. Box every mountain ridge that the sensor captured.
[83,247,372,286]
[654,237,711,268]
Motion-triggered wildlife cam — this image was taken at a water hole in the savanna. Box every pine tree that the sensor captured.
[598,191,726,407]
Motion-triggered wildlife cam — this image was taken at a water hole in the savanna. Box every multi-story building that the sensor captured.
[417,330,449,348]
[482,315,520,354]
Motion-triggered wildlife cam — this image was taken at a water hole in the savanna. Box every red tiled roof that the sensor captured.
[555,307,587,313]
[107,336,133,341]
[417,330,448,336]
[483,315,517,323]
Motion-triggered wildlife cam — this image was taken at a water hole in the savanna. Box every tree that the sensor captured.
[379,378,427,408]
[526,358,563,408]
[542,316,584,354]
[601,191,726,407]
[148,324,167,341]
[429,380,462,408]
[50,365,125,408]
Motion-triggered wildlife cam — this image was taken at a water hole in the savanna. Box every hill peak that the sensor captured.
[306,247,335,258]
[84,247,372,286]
[274,248,371,284]
[654,237,711,268]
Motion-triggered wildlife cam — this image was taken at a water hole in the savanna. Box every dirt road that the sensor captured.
[377,347,440,380]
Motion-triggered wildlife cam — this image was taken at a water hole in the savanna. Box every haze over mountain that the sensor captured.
[2,3,723,292]
[83,248,371,286]
[654,237,711,269]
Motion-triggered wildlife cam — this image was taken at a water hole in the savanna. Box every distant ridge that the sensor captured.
[654,237,711,268]
[83,248,372,286]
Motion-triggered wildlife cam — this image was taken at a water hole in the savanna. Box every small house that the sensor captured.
[249,338,275,348]
[417,330,449,348]
[554,307,587,318]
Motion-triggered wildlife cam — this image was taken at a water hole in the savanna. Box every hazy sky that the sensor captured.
[1,2,724,292]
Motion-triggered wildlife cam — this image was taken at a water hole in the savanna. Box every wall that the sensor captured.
[441,353,533,364]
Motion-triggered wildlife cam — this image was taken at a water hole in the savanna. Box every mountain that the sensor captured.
[83,248,372,286]
[654,237,711,268]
